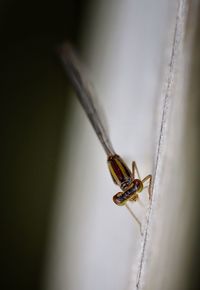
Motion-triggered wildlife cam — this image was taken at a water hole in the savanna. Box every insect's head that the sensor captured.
[113,179,143,206]
[133,179,143,193]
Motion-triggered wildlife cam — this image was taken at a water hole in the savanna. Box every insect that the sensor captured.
[57,43,152,231]
[108,155,152,206]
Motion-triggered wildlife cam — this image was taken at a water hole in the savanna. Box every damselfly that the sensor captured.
[57,44,152,232]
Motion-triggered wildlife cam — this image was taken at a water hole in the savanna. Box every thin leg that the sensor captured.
[125,203,143,235]
[132,161,141,180]
[137,198,145,208]
[142,174,152,200]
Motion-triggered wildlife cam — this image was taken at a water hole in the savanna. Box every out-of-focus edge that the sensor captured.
[135,1,190,289]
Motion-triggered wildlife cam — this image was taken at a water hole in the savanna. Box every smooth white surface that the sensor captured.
[45,1,173,290]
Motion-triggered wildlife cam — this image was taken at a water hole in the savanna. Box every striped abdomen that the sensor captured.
[107,155,132,190]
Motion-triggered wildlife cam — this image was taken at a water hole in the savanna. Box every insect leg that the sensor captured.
[132,161,141,179]
[125,203,143,235]
[142,174,152,200]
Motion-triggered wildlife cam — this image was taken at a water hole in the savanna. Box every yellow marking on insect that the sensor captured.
[108,162,119,183]
[115,158,130,178]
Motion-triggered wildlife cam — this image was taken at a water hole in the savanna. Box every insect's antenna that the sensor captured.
[125,204,143,235]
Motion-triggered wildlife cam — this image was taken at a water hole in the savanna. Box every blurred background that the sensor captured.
[1,1,200,290]
[1,1,86,289]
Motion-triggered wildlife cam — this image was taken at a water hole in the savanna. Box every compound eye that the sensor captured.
[134,179,139,188]
[133,179,143,192]
[113,192,126,206]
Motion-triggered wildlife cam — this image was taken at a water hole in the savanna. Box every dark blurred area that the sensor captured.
[0,1,87,289]
[185,4,200,290]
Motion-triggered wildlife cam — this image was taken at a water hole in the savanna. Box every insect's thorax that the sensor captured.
[107,155,133,190]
